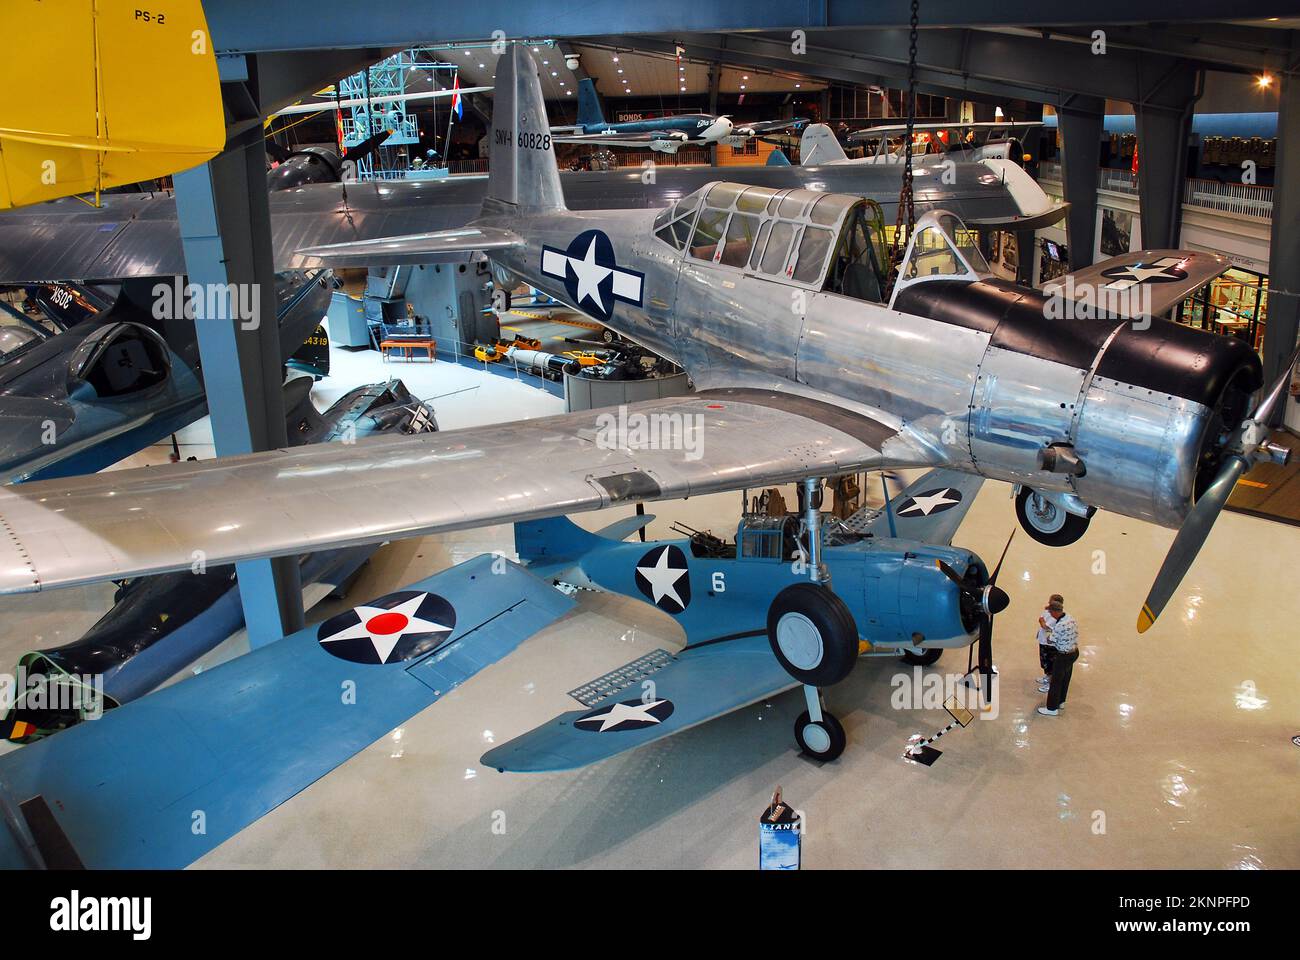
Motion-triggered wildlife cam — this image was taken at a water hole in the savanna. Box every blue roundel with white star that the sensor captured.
[897,487,962,517]
[634,544,691,613]
[575,698,675,733]
[317,590,456,665]
[539,229,644,323]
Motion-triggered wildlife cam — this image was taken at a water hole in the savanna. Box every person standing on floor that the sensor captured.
[1035,594,1063,691]
[1037,598,1079,717]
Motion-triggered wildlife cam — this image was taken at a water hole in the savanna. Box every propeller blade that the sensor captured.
[1251,343,1300,425]
[934,558,966,588]
[977,615,995,706]
[989,529,1016,585]
[1137,456,1246,633]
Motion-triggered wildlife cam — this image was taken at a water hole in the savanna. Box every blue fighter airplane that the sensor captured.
[0,467,1000,868]
[552,77,806,153]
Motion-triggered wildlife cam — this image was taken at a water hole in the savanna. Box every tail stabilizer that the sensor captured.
[514,515,608,566]
[576,77,606,131]
[766,148,791,166]
[486,46,565,211]
[800,123,849,165]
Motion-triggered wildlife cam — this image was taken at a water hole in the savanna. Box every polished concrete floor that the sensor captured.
[0,345,1296,869]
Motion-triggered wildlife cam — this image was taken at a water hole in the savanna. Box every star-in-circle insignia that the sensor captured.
[575,698,675,733]
[897,487,962,516]
[539,229,644,323]
[1099,257,1189,289]
[316,590,456,664]
[634,544,691,613]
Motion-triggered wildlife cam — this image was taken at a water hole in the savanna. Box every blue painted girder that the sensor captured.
[0,555,573,869]
[481,634,796,773]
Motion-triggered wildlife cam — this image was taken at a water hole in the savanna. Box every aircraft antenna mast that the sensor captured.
[887,0,920,290]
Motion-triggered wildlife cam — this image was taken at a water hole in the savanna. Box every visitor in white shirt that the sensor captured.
[1038,598,1079,716]
[1035,593,1063,691]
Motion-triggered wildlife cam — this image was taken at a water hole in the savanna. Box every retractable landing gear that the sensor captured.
[1015,486,1091,547]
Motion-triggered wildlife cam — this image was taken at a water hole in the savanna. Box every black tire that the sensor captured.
[601,327,616,344]
[901,647,943,666]
[766,582,859,686]
[1015,486,1090,547]
[794,710,847,762]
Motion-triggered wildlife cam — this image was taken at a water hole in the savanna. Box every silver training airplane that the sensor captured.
[0,47,1289,656]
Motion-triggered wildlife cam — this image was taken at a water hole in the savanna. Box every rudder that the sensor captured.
[486,46,565,211]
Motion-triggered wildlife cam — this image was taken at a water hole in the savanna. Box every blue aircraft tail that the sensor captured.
[576,77,605,131]
[515,515,608,566]
[766,149,791,166]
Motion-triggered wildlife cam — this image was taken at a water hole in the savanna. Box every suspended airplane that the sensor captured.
[551,77,806,153]
[842,120,1044,166]
[0,141,1059,285]
[0,0,223,209]
[0,47,1289,868]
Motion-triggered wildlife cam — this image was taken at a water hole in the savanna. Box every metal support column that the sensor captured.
[1263,68,1300,416]
[1056,99,1104,268]
[174,55,304,647]
[1133,104,1195,250]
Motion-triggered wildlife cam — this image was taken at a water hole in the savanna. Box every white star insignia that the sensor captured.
[899,489,961,516]
[576,699,670,732]
[636,546,688,608]
[319,593,452,663]
[1103,256,1185,289]
[569,236,614,311]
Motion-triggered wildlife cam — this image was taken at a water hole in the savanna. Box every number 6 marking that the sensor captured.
[712,571,726,593]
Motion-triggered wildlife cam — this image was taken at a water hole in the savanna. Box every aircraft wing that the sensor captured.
[481,635,796,773]
[0,555,575,868]
[733,119,806,137]
[0,389,929,596]
[1043,250,1231,319]
[852,468,985,546]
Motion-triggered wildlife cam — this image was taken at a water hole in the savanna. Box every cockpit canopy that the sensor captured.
[653,183,983,305]
[889,210,990,306]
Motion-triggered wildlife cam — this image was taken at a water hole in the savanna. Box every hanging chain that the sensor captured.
[887,0,920,288]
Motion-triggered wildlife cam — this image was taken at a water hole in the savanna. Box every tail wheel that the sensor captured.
[766,582,859,686]
[1015,486,1090,547]
[601,327,617,344]
[794,710,846,762]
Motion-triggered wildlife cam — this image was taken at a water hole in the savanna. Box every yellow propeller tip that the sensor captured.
[1136,606,1155,633]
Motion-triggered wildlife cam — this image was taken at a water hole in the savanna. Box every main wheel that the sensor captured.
[794,710,847,762]
[1015,486,1091,547]
[901,647,943,666]
[766,582,859,686]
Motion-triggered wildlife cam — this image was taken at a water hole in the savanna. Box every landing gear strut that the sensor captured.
[765,477,853,762]
[795,686,847,762]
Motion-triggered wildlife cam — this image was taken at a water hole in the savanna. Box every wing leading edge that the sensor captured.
[0,393,927,595]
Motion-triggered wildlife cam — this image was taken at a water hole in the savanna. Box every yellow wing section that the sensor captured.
[0,0,224,209]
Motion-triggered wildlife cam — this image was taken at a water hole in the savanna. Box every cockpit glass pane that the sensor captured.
[778,193,810,218]
[720,213,760,267]
[761,221,796,275]
[793,226,834,283]
[737,187,773,214]
[810,195,843,226]
[706,183,745,209]
[938,213,990,274]
[904,224,965,279]
[688,207,729,261]
[653,207,671,231]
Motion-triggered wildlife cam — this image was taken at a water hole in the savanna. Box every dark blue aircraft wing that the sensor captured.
[481,634,795,773]
[852,468,985,546]
[0,555,574,868]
